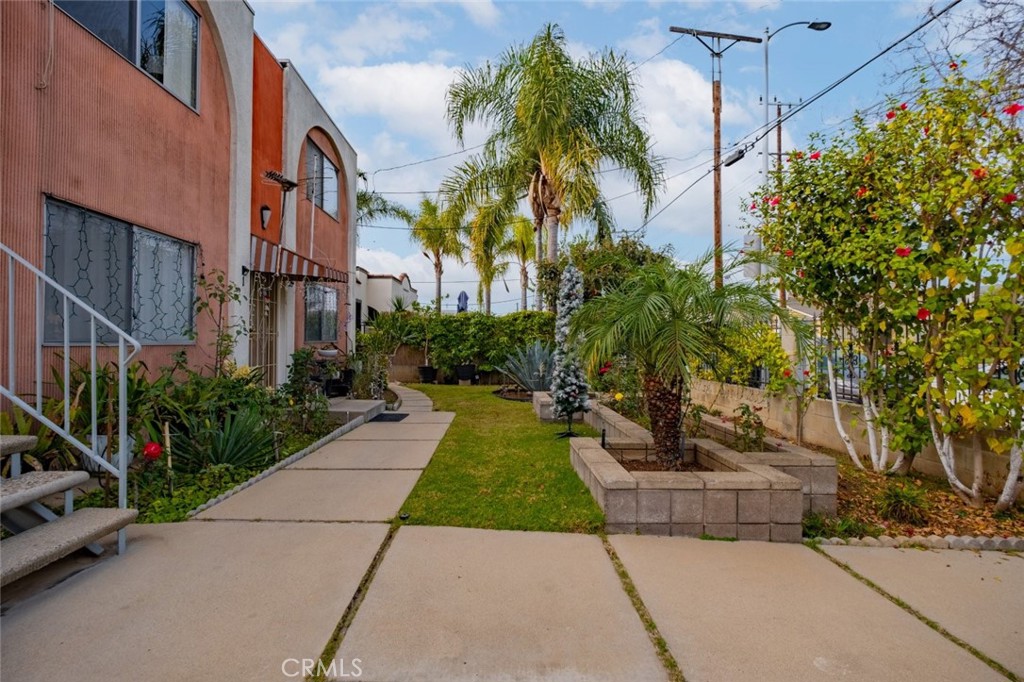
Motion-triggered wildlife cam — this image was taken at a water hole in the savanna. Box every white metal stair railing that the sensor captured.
[1,241,141,554]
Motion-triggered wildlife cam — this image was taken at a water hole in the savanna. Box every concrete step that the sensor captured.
[1,435,38,456]
[1,507,138,587]
[1,470,91,513]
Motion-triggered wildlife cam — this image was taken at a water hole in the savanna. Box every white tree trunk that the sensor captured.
[927,412,977,503]
[520,263,529,311]
[545,213,559,263]
[862,392,880,470]
[996,438,1023,512]
[826,355,863,469]
[861,394,890,472]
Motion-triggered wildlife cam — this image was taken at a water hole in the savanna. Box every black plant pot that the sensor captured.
[418,365,438,383]
[454,364,477,382]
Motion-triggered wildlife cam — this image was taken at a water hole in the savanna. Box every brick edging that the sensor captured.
[815,534,1024,551]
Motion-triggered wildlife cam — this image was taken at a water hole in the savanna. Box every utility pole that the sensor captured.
[670,26,761,288]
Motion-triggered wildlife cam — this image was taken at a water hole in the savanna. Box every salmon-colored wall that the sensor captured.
[251,36,284,243]
[293,128,349,349]
[1,1,232,394]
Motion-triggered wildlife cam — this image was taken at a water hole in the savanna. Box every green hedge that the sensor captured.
[370,310,555,373]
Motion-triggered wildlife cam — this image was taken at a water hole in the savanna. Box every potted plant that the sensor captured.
[418,329,437,383]
[454,360,477,383]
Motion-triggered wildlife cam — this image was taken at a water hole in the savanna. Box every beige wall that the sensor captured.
[691,379,1019,500]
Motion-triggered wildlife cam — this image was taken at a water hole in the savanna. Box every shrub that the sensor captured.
[499,341,555,392]
[876,480,929,525]
[802,512,881,539]
[172,407,276,473]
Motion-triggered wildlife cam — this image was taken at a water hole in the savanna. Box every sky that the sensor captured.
[248,0,968,313]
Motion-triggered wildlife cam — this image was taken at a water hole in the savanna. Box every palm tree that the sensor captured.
[507,215,535,311]
[571,252,801,465]
[410,196,464,313]
[356,170,414,226]
[443,23,663,266]
[468,200,513,315]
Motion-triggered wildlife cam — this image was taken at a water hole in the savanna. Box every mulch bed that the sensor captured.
[836,458,1024,538]
[492,387,533,402]
[618,459,711,473]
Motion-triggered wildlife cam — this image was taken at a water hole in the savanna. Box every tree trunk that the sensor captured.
[995,439,1023,512]
[643,373,683,466]
[826,355,863,469]
[545,211,560,263]
[434,258,443,313]
[927,411,980,506]
[484,283,492,315]
[520,262,528,311]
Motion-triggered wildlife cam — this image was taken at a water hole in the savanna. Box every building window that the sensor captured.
[304,284,338,342]
[44,199,195,344]
[56,0,199,108]
[305,140,339,220]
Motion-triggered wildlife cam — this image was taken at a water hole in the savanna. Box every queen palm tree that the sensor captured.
[507,215,535,311]
[410,196,464,313]
[571,252,803,465]
[467,199,515,315]
[443,23,663,267]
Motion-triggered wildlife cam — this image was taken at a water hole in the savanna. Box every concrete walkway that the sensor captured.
[3,384,1022,682]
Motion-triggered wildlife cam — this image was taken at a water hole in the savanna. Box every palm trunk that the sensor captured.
[520,262,528,311]
[534,218,544,311]
[643,373,684,466]
[484,283,492,315]
[545,212,559,263]
[434,257,443,313]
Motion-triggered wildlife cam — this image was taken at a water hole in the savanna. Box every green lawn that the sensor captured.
[399,385,604,533]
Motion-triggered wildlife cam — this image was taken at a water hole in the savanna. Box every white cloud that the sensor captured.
[331,6,434,65]
[456,0,501,28]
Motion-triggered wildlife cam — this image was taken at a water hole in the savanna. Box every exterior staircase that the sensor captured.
[1,242,141,586]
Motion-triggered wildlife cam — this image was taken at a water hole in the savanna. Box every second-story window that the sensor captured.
[305,140,339,220]
[56,0,199,108]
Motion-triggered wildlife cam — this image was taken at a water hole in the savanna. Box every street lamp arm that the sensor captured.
[768,21,812,41]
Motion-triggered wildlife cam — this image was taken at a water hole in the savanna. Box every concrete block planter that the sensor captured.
[567,404,839,542]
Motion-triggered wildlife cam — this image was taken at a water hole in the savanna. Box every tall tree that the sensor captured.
[507,215,535,311]
[443,23,664,267]
[468,199,513,315]
[410,196,464,313]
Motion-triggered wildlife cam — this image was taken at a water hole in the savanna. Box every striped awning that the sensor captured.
[249,235,348,283]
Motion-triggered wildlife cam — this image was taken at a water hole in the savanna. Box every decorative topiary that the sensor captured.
[551,262,589,435]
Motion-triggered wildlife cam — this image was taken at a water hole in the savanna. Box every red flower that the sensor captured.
[886,111,896,120]
[797,269,805,278]
[1002,192,1019,204]
[972,167,987,180]
[895,246,912,257]
[949,61,958,70]
[917,307,931,321]
[809,151,821,160]
[900,102,908,110]
[1003,102,1024,116]
[769,196,781,207]
[785,249,794,257]
[750,201,758,210]
[143,441,163,461]
[783,369,792,378]
[923,126,930,136]
[803,370,811,377]
[598,361,613,375]
[856,186,869,198]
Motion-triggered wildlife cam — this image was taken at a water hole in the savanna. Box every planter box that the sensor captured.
[571,403,838,541]
[531,391,584,423]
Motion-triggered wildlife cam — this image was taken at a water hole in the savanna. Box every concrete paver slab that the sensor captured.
[824,545,1024,677]
[0,521,388,682]
[337,526,666,681]
[338,422,450,441]
[289,439,438,470]
[196,470,421,521]
[611,536,1004,682]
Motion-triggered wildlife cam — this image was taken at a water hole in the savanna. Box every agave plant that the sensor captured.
[499,341,555,392]
[172,407,276,473]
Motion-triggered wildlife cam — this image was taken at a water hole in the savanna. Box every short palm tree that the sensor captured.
[443,23,663,266]
[356,170,414,226]
[571,253,799,465]
[410,196,464,313]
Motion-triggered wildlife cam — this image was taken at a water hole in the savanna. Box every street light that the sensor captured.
[670,26,762,288]
[755,21,831,276]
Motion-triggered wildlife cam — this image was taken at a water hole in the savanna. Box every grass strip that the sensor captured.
[399,385,604,533]
[602,536,685,682]
[307,523,400,682]
[808,542,1019,682]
